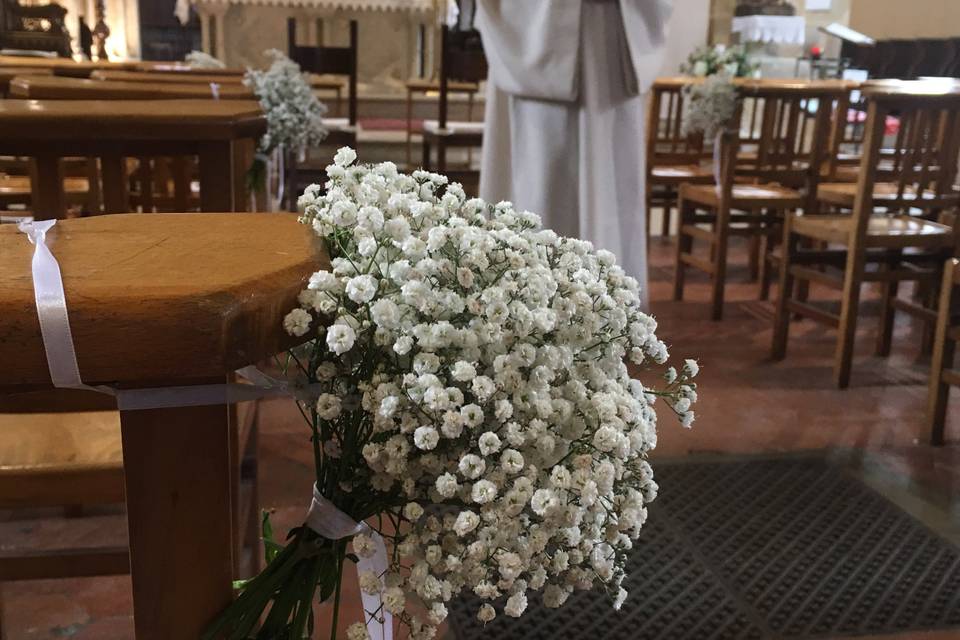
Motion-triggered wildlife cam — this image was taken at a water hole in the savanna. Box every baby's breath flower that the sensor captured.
[275,149,699,635]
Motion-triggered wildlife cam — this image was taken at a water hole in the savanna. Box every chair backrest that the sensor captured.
[732,80,848,198]
[287,17,357,126]
[850,81,960,233]
[438,26,486,128]
[645,77,706,169]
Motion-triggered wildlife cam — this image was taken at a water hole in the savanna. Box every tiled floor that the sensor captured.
[1,236,958,639]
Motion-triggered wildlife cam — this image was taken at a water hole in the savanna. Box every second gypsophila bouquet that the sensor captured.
[244,49,329,195]
[205,148,699,640]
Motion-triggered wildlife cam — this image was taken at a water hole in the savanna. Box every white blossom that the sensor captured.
[283,308,311,337]
[273,149,699,634]
[326,324,356,355]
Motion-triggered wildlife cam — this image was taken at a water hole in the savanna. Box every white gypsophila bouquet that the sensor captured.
[244,49,329,195]
[682,73,740,138]
[185,49,226,69]
[205,148,699,640]
[679,44,756,79]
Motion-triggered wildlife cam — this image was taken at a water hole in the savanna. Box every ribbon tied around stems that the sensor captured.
[209,82,221,100]
[306,485,393,640]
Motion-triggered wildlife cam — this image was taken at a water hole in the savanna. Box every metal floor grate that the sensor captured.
[448,458,960,639]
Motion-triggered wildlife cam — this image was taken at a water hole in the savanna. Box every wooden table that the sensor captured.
[0,99,266,218]
[0,212,328,639]
[8,75,255,100]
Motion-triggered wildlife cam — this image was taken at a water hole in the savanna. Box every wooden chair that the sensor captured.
[674,81,844,320]
[645,77,712,237]
[822,84,866,183]
[924,258,959,445]
[772,81,960,388]
[286,16,357,147]
[405,78,478,169]
[421,26,487,182]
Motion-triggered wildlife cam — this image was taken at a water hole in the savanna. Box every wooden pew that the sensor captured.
[0,55,136,78]
[0,99,265,218]
[7,75,255,100]
[0,212,328,639]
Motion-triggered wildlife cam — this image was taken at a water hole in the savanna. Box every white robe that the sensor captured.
[477,0,671,306]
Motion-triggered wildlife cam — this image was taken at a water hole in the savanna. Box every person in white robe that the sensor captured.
[476,0,671,306]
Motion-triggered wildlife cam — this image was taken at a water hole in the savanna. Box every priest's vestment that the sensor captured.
[477,0,671,304]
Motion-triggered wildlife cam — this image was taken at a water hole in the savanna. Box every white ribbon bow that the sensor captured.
[306,486,393,640]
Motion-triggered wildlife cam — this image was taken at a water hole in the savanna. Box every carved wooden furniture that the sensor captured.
[0,99,265,218]
[421,26,487,180]
[674,80,846,320]
[0,212,327,639]
[771,81,960,388]
[0,0,71,57]
[925,258,960,445]
[645,77,712,237]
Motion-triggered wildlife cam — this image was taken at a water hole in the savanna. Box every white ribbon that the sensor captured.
[16,219,321,410]
[209,82,221,100]
[306,486,393,640]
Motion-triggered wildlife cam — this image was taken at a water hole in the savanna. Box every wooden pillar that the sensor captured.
[120,398,235,639]
[199,140,236,212]
[29,154,66,220]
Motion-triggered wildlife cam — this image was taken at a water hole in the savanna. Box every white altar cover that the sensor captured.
[477,0,671,304]
[731,15,806,45]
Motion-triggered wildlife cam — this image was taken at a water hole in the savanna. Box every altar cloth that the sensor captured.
[732,15,806,45]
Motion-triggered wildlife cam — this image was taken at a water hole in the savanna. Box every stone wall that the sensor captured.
[220,6,430,92]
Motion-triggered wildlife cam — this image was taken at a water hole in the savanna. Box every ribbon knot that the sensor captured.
[306,486,393,640]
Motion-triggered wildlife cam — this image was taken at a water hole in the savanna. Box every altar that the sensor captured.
[174,0,453,89]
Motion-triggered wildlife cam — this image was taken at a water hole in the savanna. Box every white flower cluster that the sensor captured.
[682,74,739,138]
[284,149,698,638]
[244,49,328,155]
[185,49,226,69]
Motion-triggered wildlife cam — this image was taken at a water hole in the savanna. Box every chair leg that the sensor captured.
[758,228,776,301]
[772,220,797,360]
[711,203,732,321]
[673,197,693,301]
[875,271,899,357]
[747,234,761,282]
[924,266,956,446]
[661,197,672,237]
[834,250,867,389]
[925,336,956,446]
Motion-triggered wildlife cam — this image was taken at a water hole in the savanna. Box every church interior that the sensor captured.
[1,0,960,639]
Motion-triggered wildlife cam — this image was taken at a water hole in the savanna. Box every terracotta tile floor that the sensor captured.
[2,237,958,639]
